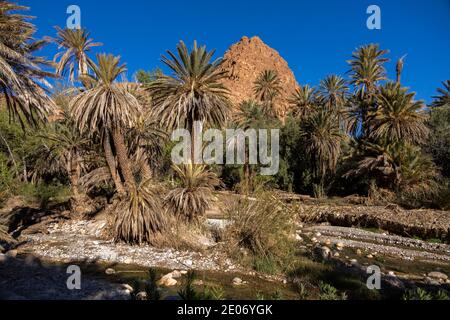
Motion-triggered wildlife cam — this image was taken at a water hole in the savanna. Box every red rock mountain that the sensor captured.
[219,36,299,116]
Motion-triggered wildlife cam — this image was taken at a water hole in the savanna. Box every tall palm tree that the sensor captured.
[318,75,349,131]
[301,110,344,195]
[0,1,55,127]
[253,69,282,116]
[318,75,348,110]
[37,112,90,204]
[70,54,141,193]
[348,44,389,99]
[148,40,231,163]
[288,85,317,119]
[431,80,450,108]
[128,110,167,181]
[233,100,275,193]
[368,82,428,144]
[347,44,389,136]
[49,27,101,83]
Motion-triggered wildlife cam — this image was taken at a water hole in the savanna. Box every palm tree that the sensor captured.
[368,82,428,144]
[49,27,101,83]
[346,140,437,192]
[128,110,167,181]
[318,75,348,110]
[0,1,55,127]
[301,110,344,196]
[253,70,282,116]
[148,40,231,163]
[348,44,389,99]
[347,44,389,137]
[233,100,275,193]
[318,75,349,131]
[288,85,317,119]
[431,80,450,108]
[70,54,141,193]
[165,163,220,221]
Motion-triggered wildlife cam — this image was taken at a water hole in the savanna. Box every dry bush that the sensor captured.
[366,182,396,206]
[223,191,296,273]
[165,164,220,222]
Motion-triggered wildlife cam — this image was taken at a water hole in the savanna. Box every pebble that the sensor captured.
[366,254,374,259]
[324,239,331,245]
[295,234,303,241]
[170,270,182,279]
[184,259,193,267]
[180,270,188,275]
[333,252,340,257]
[121,283,134,293]
[314,246,331,260]
[336,243,344,250]
[350,259,358,266]
[135,291,147,300]
[192,280,204,286]
[356,249,362,256]
[388,271,396,277]
[6,250,17,258]
[105,268,116,275]
[232,277,243,286]
[315,232,322,237]
[158,274,178,287]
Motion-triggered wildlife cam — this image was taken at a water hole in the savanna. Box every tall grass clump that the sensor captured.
[223,191,296,274]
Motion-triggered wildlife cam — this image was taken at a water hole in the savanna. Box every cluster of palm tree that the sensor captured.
[0,2,230,243]
[1,1,449,244]
[281,44,438,200]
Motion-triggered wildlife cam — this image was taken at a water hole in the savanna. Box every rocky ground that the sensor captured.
[16,219,238,272]
[1,194,450,300]
[295,202,450,241]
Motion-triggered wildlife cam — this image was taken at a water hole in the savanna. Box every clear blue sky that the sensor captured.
[22,0,450,103]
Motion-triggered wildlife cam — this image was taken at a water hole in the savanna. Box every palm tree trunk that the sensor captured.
[68,154,80,200]
[112,128,136,189]
[103,133,125,194]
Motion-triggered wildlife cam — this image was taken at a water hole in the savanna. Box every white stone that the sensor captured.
[232,277,243,286]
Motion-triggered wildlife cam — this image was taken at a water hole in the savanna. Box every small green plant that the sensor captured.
[255,290,284,300]
[203,285,226,300]
[319,282,347,300]
[178,270,201,300]
[402,288,433,300]
[145,268,161,300]
[403,288,450,300]
[435,290,450,300]
[296,283,308,300]
[131,268,160,300]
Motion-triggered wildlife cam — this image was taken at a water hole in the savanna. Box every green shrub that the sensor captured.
[319,281,347,300]
[403,288,450,300]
